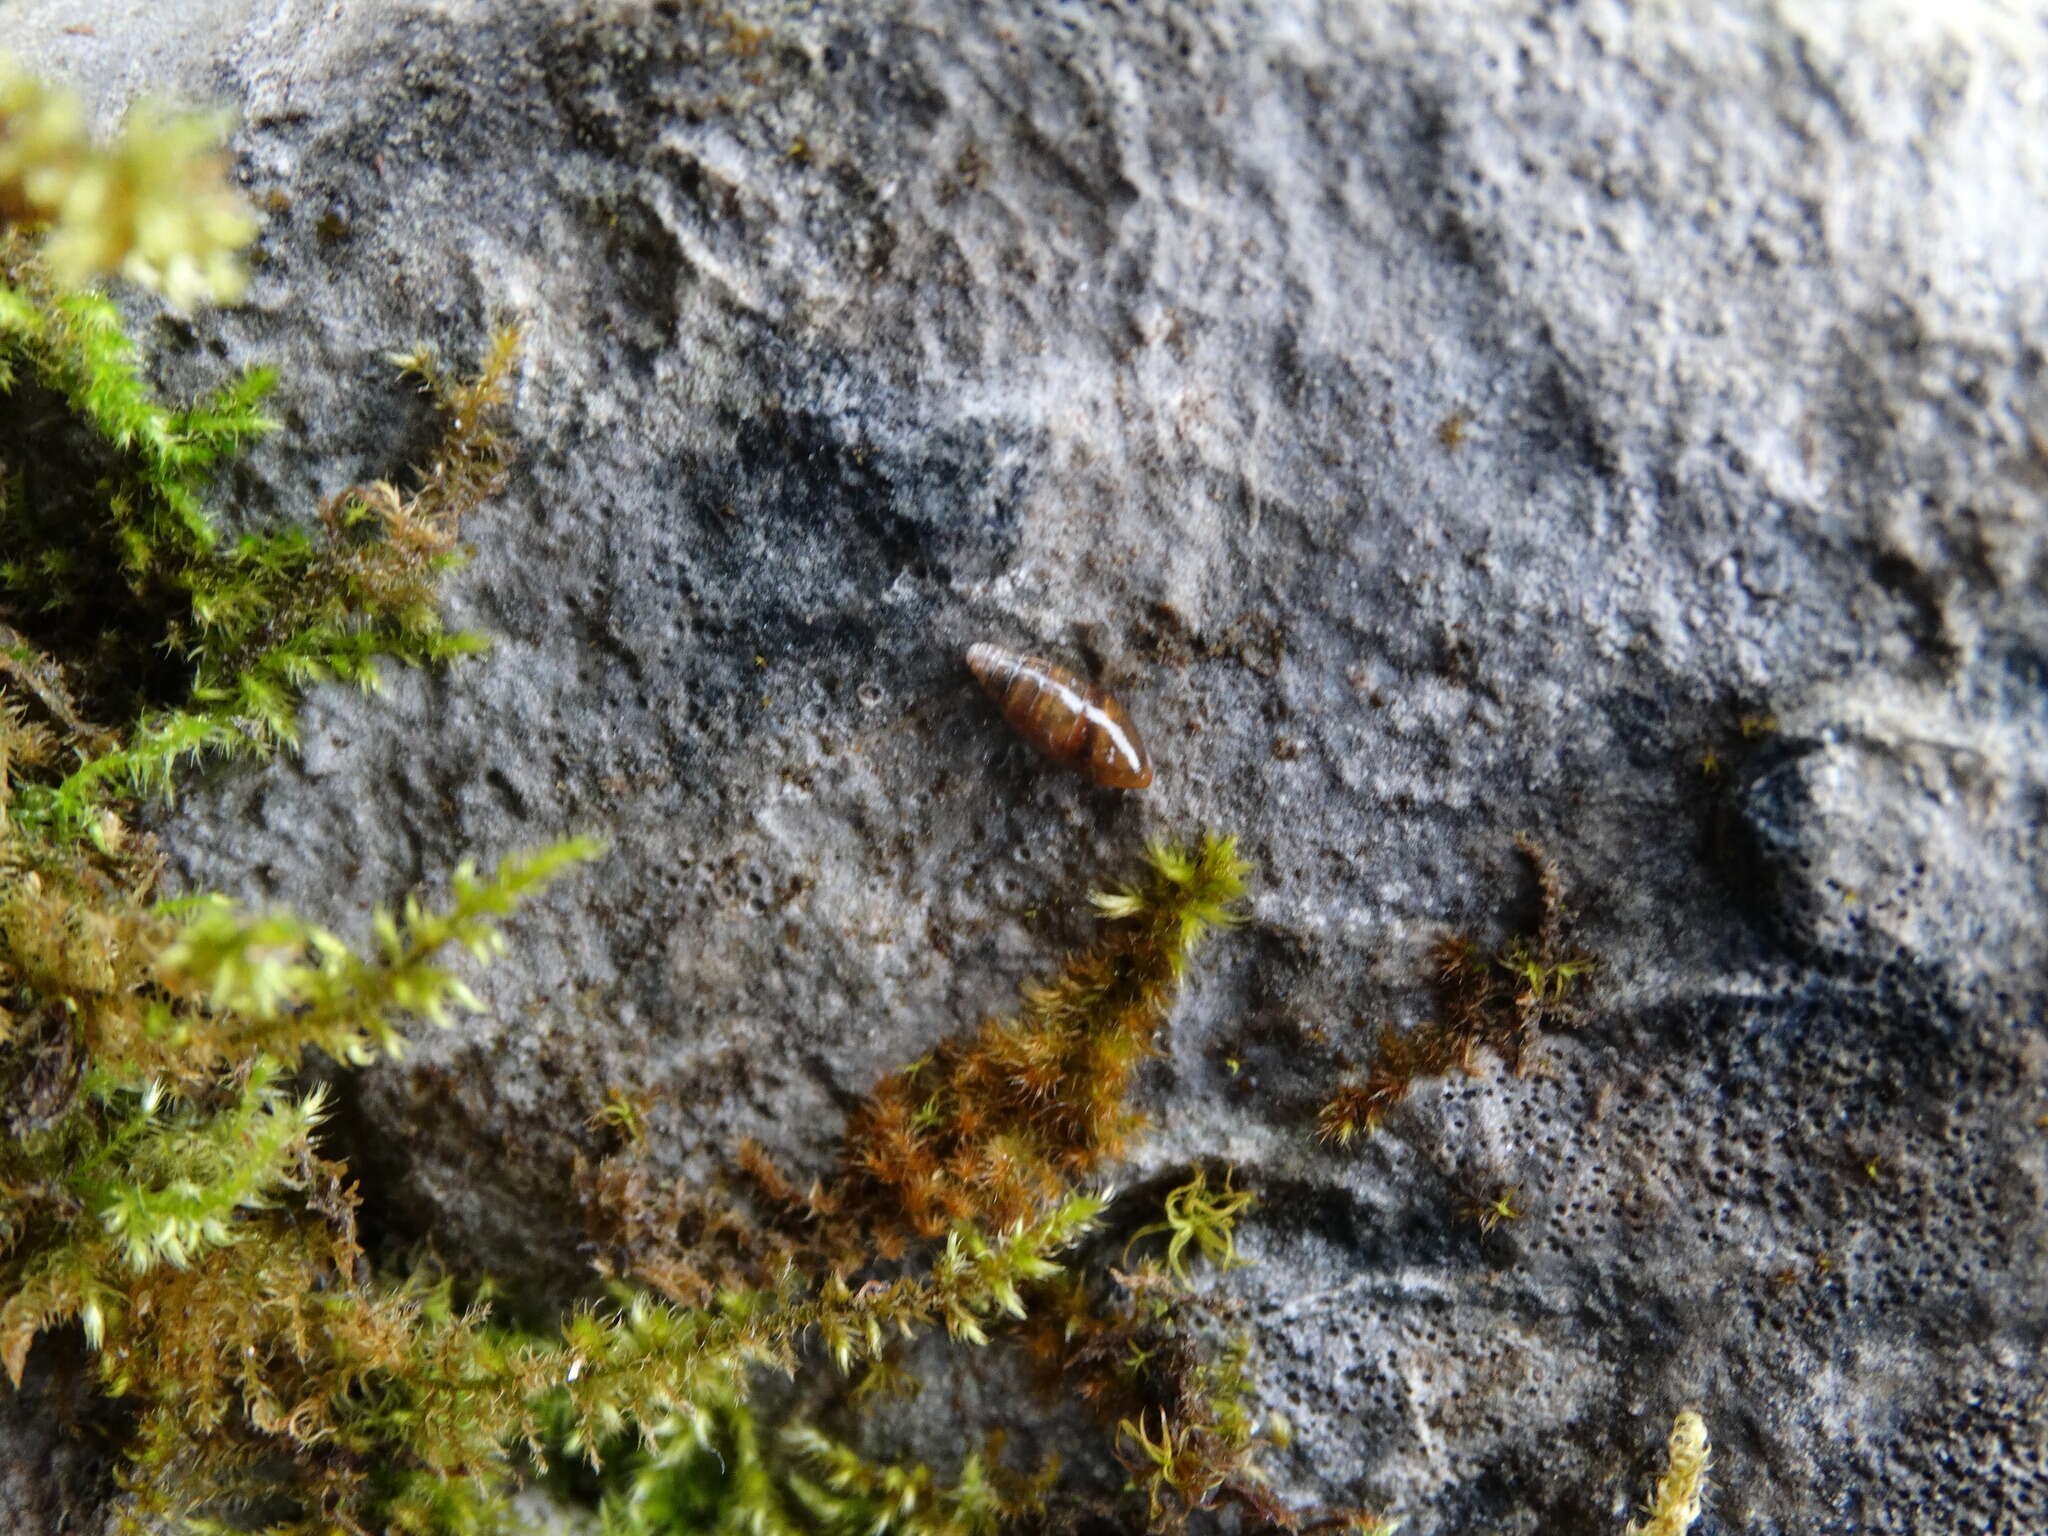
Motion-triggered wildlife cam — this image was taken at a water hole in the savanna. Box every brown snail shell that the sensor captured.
[966,643,1153,790]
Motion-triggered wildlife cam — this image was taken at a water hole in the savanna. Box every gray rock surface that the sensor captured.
[9,0,2048,1531]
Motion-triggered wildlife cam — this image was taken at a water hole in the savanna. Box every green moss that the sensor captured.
[578,1389,1051,1536]
[0,195,626,1526]
[0,237,517,848]
[1126,1167,1255,1284]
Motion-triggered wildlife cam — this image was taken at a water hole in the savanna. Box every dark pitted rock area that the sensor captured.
[10,2,2046,1531]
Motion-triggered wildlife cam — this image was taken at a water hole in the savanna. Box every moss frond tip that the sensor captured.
[1126,1167,1255,1282]
[1625,1410,1709,1536]
[1089,832,1250,950]
[1150,831,1250,900]
[1315,1085,1381,1148]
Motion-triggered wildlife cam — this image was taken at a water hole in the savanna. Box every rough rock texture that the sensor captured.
[10,1,2048,1531]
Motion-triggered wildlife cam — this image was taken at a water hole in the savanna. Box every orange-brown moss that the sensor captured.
[1319,838,1594,1146]
[582,836,1251,1300]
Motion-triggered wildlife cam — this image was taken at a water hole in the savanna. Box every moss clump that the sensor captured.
[1018,1169,1388,1534]
[580,835,1252,1305]
[0,239,518,844]
[582,1386,1055,1536]
[1318,838,1594,1146]
[832,835,1251,1245]
[0,211,623,1524]
[1125,1166,1255,1284]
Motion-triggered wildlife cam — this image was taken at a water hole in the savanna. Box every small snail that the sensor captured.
[966,643,1153,789]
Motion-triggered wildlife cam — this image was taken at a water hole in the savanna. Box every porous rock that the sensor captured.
[1731,677,2048,987]
[9,1,2048,1531]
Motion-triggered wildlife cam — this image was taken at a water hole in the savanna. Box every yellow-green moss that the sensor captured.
[1625,1411,1710,1536]
[0,58,257,306]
